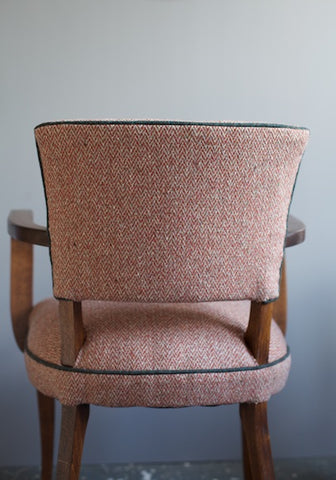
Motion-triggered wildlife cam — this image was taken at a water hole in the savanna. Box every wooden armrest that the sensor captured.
[246,215,306,359]
[8,210,49,247]
[8,210,48,350]
[285,215,305,248]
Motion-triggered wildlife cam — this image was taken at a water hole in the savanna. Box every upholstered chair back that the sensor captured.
[35,121,309,303]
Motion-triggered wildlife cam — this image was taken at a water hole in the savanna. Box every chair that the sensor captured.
[8,121,309,480]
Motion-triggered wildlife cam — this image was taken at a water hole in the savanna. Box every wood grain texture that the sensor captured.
[244,302,273,365]
[240,402,275,480]
[56,404,90,480]
[37,391,54,480]
[273,258,288,335]
[8,210,49,246]
[59,301,86,367]
[10,238,33,351]
[241,424,253,480]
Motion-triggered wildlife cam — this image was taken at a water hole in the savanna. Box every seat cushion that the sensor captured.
[25,299,290,407]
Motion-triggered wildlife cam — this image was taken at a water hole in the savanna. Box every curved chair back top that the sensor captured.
[35,121,309,303]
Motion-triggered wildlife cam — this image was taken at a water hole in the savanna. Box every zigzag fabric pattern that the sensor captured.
[35,121,309,303]
[25,298,290,407]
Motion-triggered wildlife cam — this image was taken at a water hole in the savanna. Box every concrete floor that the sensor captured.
[0,458,335,479]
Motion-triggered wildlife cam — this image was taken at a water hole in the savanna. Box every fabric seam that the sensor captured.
[34,120,309,131]
[25,344,290,376]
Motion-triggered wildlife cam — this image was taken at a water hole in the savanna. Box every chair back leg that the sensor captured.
[240,402,275,480]
[241,424,253,480]
[37,391,55,480]
[56,404,90,480]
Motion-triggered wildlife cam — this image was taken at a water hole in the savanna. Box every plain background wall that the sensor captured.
[0,0,335,466]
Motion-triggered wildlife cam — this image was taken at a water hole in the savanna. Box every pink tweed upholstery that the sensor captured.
[35,121,309,303]
[25,298,290,407]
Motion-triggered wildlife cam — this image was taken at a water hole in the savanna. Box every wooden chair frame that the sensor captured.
[8,209,305,480]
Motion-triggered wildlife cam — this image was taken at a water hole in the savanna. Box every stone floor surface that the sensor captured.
[0,458,335,480]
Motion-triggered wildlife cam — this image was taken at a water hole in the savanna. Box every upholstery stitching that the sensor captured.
[25,343,290,376]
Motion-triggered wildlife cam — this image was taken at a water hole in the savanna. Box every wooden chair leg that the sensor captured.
[239,402,275,480]
[56,404,90,480]
[37,391,55,480]
[241,424,253,480]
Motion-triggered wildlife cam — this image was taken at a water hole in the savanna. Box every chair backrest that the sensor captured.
[35,121,309,303]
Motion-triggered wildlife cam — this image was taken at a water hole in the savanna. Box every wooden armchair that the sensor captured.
[8,121,308,480]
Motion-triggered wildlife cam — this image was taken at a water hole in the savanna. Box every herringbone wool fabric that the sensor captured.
[25,299,290,407]
[35,121,309,303]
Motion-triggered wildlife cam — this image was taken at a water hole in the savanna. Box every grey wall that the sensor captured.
[0,0,335,466]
